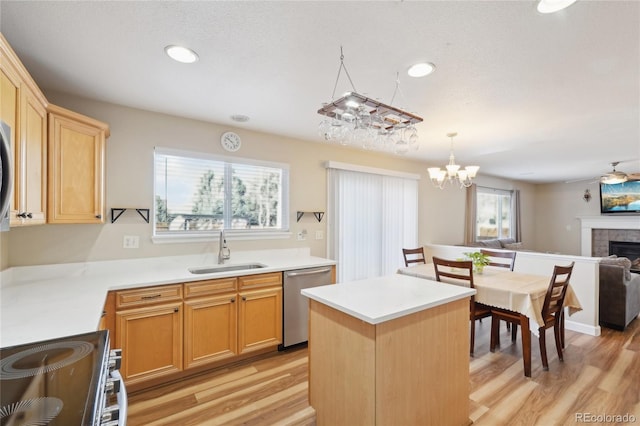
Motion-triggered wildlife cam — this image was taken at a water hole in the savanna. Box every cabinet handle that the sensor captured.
[141,294,161,300]
[26,212,33,218]
[242,296,247,301]
[17,212,27,218]
[96,214,102,219]
[174,307,179,313]
[231,298,235,303]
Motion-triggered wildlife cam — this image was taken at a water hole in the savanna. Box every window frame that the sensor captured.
[475,186,513,241]
[152,147,291,243]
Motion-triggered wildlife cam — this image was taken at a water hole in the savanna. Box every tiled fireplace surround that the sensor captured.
[579,216,640,257]
[592,229,640,257]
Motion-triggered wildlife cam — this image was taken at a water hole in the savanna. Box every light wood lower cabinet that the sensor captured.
[116,302,183,386]
[184,292,238,368]
[114,284,183,386]
[238,286,283,354]
[108,273,283,387]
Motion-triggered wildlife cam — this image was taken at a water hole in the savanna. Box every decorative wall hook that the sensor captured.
[583,189,592,202]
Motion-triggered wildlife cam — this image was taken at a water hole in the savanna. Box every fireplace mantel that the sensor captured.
[579,215,640,256]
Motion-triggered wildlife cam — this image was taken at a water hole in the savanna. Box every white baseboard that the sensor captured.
[565,320,600,336]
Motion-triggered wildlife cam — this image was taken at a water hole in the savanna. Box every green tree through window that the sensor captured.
[154,148,289,236]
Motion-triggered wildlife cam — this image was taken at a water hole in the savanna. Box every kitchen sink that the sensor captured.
[188,263,267,274]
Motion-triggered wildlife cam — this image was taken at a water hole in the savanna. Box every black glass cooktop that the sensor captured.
[0,330,108,426]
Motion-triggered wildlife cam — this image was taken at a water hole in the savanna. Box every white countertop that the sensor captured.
[301,274,475,324]
[0,248,335,348]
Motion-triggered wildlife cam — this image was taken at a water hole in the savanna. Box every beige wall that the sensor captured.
[533,180,602,255]
[6,91,538,267]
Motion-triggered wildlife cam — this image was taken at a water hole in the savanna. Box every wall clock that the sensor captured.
[220,131,241,152]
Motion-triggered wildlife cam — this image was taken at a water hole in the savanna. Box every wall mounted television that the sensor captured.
[599,180,640,214]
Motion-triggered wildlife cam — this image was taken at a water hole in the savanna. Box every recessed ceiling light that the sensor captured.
[231,114,250,123]
[537,0,577,14]
[407,62,435,78]
[164,45,199,63]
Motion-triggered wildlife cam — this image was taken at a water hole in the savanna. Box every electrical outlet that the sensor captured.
[123,235,139,249]
[315,231,324,240]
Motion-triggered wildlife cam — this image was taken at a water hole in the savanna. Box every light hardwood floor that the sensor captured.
[128,317,640,425]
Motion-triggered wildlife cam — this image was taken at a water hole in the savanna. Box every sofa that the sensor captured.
[599,256,640,330]
[466,238,524,251]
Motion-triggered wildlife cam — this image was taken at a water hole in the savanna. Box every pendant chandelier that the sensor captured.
[317,48,423,155]
[428,133,479,189]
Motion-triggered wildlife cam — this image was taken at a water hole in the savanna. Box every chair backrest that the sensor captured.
[403,247,426,267]
[432,256,474,288]
[480,249,517,271]
[541,262,575,320]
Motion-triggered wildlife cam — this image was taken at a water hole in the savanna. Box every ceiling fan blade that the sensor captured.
[564,176,598,184]
[627,173,640,181]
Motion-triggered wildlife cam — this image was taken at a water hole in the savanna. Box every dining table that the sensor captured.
[398,263,583,377]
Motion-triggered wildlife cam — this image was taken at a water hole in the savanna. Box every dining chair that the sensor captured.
[480,249,517,271]
[490,262,575,371]
[432,256,491,356]
[402,247,426,267]
[481,249,518,340]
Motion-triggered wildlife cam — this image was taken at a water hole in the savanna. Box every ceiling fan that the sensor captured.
[600,161,640,184]
[565,161,640,184]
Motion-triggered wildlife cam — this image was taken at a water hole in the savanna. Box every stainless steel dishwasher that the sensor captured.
[281,266,333,349]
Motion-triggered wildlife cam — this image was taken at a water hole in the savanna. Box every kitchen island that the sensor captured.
[302,274,475,426]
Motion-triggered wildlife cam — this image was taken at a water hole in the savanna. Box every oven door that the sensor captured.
[0,120,12,231]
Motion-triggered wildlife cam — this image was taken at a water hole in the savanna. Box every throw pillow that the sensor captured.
[600,256,632,280]
[503,242,523,250]
[499,238,516,247]
[479,239,503,249]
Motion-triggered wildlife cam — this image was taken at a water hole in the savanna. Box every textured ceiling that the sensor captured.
[1,0,638,183]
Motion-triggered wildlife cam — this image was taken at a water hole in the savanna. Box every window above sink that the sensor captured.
[153,147,291,243]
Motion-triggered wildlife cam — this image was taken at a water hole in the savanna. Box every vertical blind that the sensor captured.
[326,162,419,283]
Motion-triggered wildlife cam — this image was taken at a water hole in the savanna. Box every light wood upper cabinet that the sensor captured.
[0,33,47,226]
[17,87,46,225]
[47,104,109,223]
[1,34,109,227]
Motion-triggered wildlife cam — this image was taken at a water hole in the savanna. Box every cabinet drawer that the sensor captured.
[238,272,282,290]
[116,284,183,309]
[184,277,238,299]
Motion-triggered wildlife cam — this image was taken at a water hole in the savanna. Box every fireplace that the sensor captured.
[609,241,640,273]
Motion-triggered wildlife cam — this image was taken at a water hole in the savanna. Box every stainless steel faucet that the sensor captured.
[218,229,230,264]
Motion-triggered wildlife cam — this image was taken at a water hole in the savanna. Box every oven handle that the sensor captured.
[110,369,128,426]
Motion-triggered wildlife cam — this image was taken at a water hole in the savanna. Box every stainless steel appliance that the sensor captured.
[0,121,12,231]
[0,331,127,426]
[281,266,333,348]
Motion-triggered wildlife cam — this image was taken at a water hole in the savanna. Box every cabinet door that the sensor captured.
[184,293,238,369]
[238,286,283,354]
[116,302,183,385]
[17,86,46,224]
[1,35,47,227]
[48,105,107,223]
[0,59,20,224]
